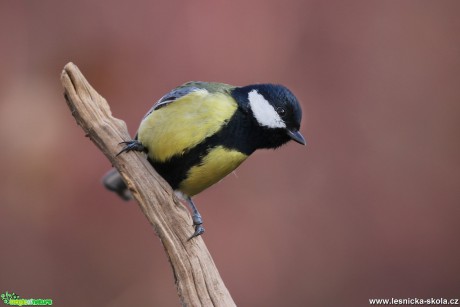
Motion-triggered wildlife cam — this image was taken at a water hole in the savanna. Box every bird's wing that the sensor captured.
[142,82,235,119]
[142,85,201,120]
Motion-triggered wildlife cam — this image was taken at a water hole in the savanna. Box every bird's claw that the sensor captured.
[188,224,205,241]
[116,140,147,156]
[183,197,205,241]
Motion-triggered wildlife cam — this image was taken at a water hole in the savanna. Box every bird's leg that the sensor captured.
[116,140,148,156]
[185,197,205,240]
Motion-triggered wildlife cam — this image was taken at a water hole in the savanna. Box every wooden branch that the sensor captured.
[61,63,236,307]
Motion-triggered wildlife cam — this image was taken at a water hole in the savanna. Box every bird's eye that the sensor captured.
[277,107,286,117]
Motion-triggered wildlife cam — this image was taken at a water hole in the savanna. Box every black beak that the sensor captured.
[286,129,306,145]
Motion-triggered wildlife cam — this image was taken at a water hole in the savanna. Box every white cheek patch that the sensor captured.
[248,90,286,128]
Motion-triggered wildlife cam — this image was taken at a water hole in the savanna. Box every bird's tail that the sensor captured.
[102,168,133,201]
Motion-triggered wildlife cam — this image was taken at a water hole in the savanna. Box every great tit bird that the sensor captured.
[103,81,305,239]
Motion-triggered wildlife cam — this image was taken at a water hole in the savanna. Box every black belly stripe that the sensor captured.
[148,110,256,190]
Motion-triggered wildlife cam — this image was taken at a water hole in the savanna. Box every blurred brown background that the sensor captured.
[1,1,459,306]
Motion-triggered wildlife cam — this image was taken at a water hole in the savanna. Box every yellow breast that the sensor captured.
[137,90,238,162]
[179,146,248,196]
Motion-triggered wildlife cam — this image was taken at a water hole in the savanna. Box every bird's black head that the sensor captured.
[231,84,305,149]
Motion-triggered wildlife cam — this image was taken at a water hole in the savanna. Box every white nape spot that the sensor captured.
[248,90,286,128]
